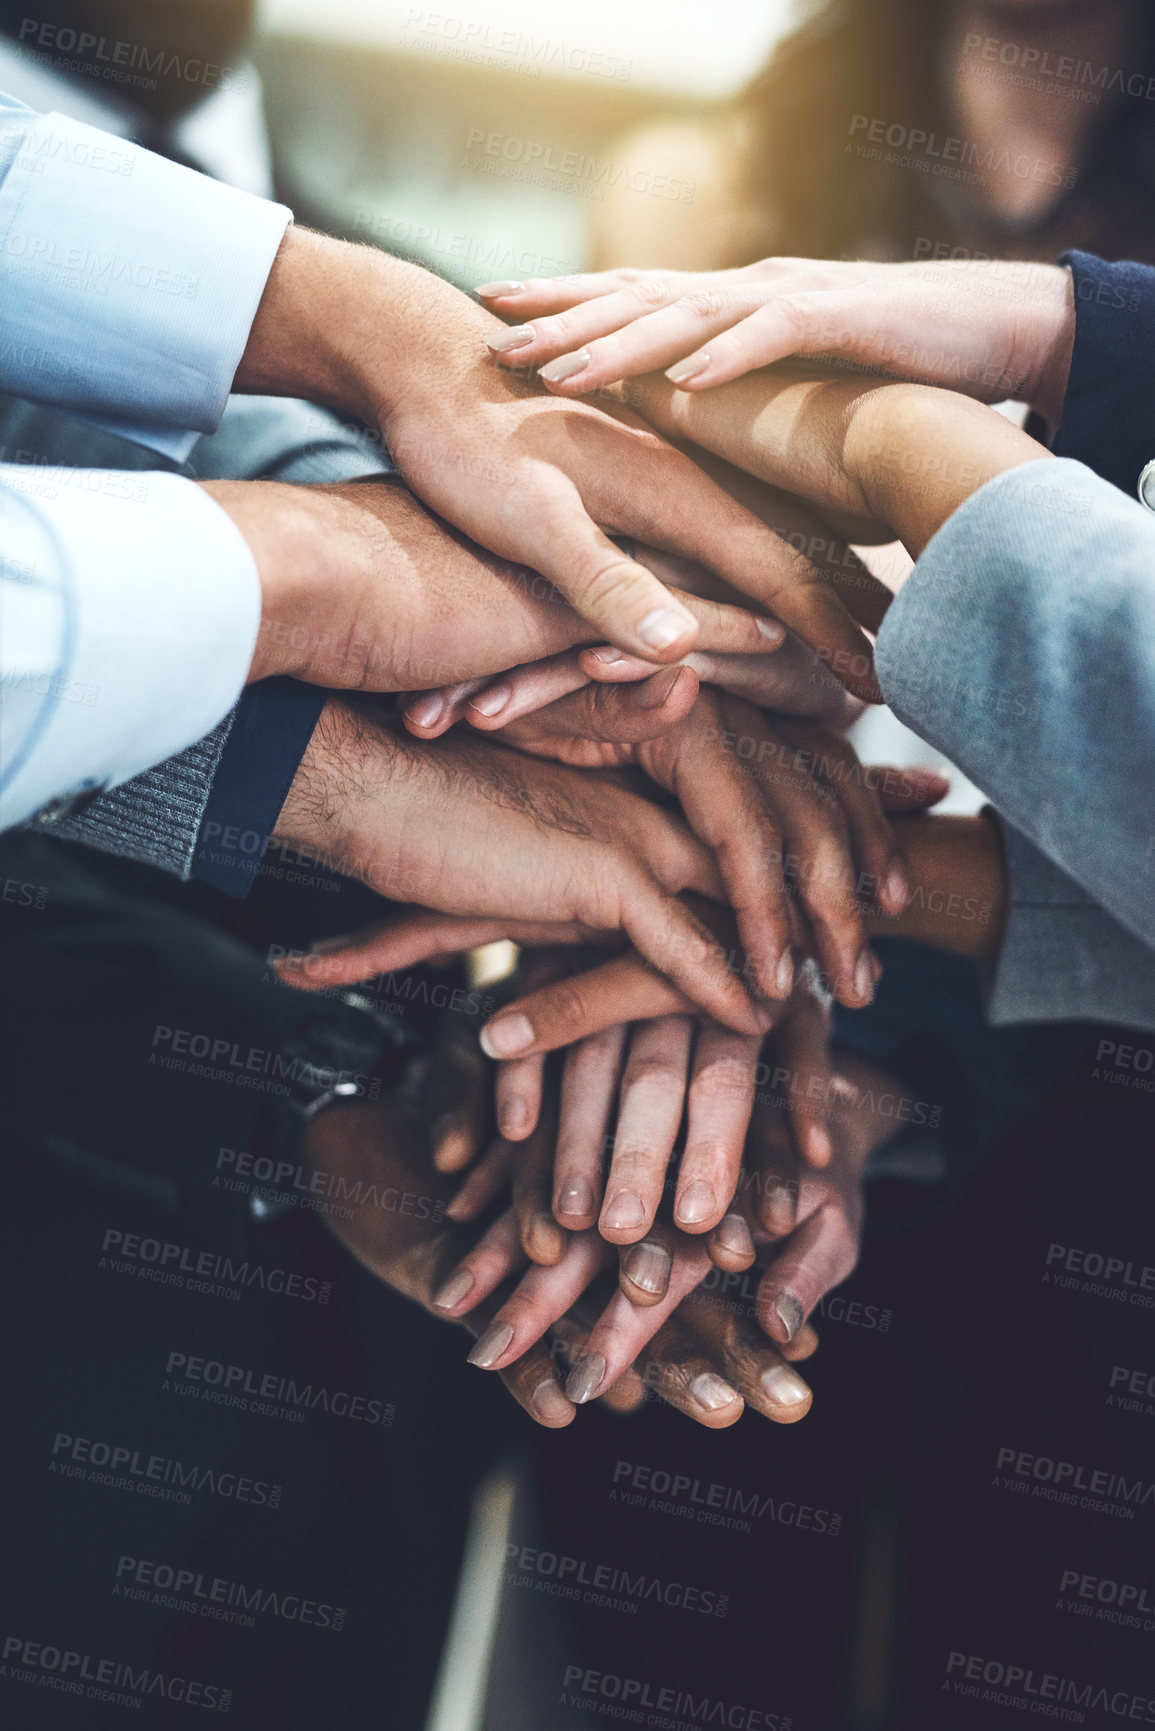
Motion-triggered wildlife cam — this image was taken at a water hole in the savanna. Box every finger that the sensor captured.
[620,880,771,1037]
[512,1103,569,1266]
[499,666,700,751]
[403,677,488,739]
[627,1313,746,1429]
[566,1233,714,1403]
[277,913,600,993]
[465,1229,615,1371]
[774,964,835,1170]
[477,269,680,315]
[595,441,882,701]
[481,950,692,1062]
[445,1136,512,1223]
[422,1009,492,1173]
[674,1285,813,1421]
[456,652,593,734]
[705,1179,757,1273]
[546,1311,648,1416]
[754,1204,861,1348]
[745,1093,803,1237]
[430,1208,526,1317]
[526,287,768,392]
[554,1024,627,1229]
[485,275,686,368]
[600,1015,694,1244]
[495,1053,545,1142]
[780,723,907,918]
[877,766,951,813]
[674,1024,761,1233]
[661,289,862,390]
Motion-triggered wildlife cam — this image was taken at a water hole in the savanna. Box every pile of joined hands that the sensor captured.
[254,252,1071,1432]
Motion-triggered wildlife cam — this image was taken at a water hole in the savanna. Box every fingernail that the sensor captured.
[487,324,535,352]
[675,1180,717,1227]
[588,645,623,664]
[761,1363,810,1406]
[775,950,794,997]
[756,616,785,643]
[691,1372,739,1411]
[602,1190,646,1231]
[469,682,512,718]
[853,947,875,1003]
[637,607,693,652]
[308,933,354,956]
[715,1213,754,1259]
[480,1014,534,1059]
[476,280,524,296]
[666,353,710,385]
[405,693,444,729]
[566,1351,606,1404]
[806,1124,833,1167]
[870,949,885,984]
[884,860,909,910]
[539,349,590,383]
[636,667,682,710]
[531,1378,573,1423]
[766,1182,796,1233]
[623,1239,672,1295]
[775,1292,804,1342]
[434,1269,475,1311]
[467,1320,514,1368]
[556,1177,595,1219]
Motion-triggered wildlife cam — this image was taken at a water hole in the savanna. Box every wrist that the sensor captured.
[236,225,504,430]
[273,698,408,890]
[199,479,333,682]
[1027,264,1076,427]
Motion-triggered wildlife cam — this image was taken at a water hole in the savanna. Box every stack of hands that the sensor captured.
[226,247,1073,1431]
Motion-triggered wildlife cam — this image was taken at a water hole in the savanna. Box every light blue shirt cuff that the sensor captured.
[0,93,291,457]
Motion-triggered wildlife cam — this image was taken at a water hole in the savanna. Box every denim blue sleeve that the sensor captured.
[0,90,290,460]
[1054,251,1155,497]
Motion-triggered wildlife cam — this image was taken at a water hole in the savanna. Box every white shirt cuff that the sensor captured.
[1,467,260,827]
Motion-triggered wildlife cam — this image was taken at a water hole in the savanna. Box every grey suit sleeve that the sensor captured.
[874,457,1155,1029]
[28,397,394,876]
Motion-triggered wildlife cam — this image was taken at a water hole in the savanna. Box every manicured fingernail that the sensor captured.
[884,860,909,910]
[566,1352,606,1404]
[487,324,535,352]
[434,1270,475,1311]
[480,1014,534,1059]
[636,667,682,710]
[636,607,693,652]
[691,1372,739,1411]
[775,1292,804,1342]
[469,682,512,718]
[531,1378,573,1423]
[775,950,794,997]
[806,1124,833,1167]
[476,280,524,296]
[623,1239,671,1295]
[467,1320,514,1368]
[588,645,623,664]
[766,1182,796,1233]
[405,693,444,729]
[756,616,785,643]
[675,1180,717,1226]
[556,1177,595,1218]
[602,1190,646,1231]
[539,349,590,383]
[499,1095,529,1137]
[853,947,875,1003]
[761,1363,810,1406]
[666,353,710,385]
[714,1213,753,1259]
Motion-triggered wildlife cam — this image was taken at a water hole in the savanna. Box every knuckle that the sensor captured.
[624,1054,686,1092]
[626,274,676,309]
[678,289,728,322]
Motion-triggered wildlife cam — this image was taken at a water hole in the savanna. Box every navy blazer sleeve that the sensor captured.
[1054,251,1155,496]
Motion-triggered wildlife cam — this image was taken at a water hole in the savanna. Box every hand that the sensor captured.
[234,227,881,692]
[201,478,770,688]
[478,257,1076,425]
[273,700,770,1034]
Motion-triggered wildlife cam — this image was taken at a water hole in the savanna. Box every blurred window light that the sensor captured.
[257,0,800,96]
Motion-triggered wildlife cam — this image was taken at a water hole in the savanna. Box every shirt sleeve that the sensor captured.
[874,456,1155,1008]
[0,465,260,829]
[0,91,291,461]
[1054,252,1155,497]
